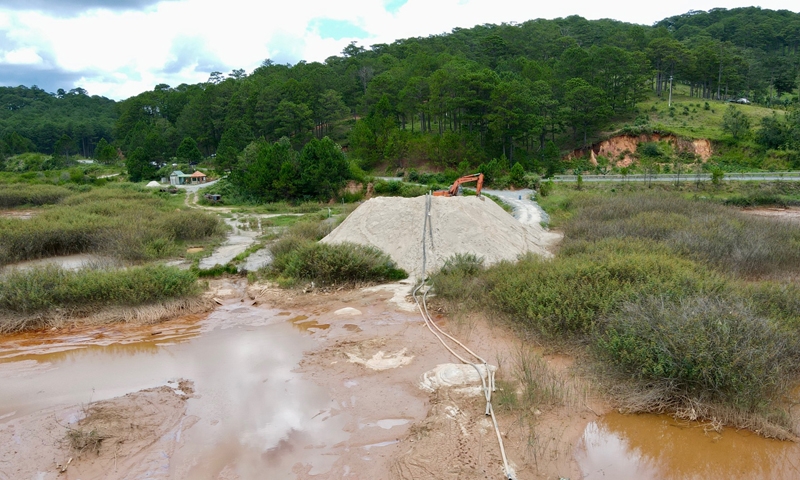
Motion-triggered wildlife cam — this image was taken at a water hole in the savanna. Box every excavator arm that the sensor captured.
[433,173,484,197]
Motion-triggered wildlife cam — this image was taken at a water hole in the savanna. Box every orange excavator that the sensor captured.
[432,173,484,197]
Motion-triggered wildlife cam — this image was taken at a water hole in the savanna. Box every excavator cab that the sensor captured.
[432,173,484,197]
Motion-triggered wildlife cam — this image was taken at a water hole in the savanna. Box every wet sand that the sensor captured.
[1,278,798,479]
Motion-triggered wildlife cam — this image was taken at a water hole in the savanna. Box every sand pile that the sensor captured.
[321,196,551,278]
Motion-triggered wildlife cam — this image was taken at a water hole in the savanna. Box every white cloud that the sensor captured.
[0,0,798,99]
[2,47,43,65]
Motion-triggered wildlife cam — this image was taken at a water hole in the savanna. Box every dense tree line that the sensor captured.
[1,7,798,178]
[656,8,800,101]
[227,136,350,202]
[0,86,116,162]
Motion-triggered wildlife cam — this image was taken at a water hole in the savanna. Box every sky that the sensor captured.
[0,0,797,100]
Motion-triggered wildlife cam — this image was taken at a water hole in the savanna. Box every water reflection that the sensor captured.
[576,412,800,479]
[0,318,348,477]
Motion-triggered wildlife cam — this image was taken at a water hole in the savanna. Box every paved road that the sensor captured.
[551,172,800,183]
[177,179,219,192]
[482,188,550,226]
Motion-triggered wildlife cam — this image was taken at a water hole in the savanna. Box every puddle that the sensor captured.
[2,253,116,272]
[199,217,262,269]
[291,317,331,333]
[0,310,349,477]
[575,412,800,479]
[361,419,410,430]
[199,214,300,270]
[362,439,400,450]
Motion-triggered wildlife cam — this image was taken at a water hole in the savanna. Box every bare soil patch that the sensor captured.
[0,382,196,480]
[742,206,800,223]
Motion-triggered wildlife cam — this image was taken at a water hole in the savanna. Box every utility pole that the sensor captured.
[668,75,673,107]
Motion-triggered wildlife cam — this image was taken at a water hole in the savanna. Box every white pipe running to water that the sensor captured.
[412,192,516,480]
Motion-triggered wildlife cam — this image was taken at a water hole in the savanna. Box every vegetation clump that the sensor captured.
[0,264,200,331]
[275,242,407,285]
[267,218,406,286]
[562,191,800,277]
[0,185,224,266]
[596,297,799,417]
[431,184,800,436]
[0,183,73,208]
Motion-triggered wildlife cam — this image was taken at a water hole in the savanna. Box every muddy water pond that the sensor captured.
[0,304,348,478]
[576,412,800,479]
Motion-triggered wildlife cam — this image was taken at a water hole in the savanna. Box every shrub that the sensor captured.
[273,241,407,285]
[0,187,223,266]
[538,179,553,197]
[562,191,800,278]
[482,245,724,338]
[596,296,800,412]
[0,184,73,208]
[430,253,485,301]
[0,265,199,314]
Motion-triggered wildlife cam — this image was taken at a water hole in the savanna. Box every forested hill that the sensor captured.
[1,7,798,175]
[0,86,116,158]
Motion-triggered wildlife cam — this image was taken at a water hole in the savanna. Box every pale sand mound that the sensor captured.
[321,196,551,278]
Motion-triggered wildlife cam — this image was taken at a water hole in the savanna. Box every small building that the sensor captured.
[189,170,207,184]
[170,170,208,186]
[169,170,187,186]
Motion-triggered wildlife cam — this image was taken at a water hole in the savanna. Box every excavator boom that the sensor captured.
[432,173,484,197]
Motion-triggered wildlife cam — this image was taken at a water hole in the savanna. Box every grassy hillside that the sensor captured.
[631,86,786,141]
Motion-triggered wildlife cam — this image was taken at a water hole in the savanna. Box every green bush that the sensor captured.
[596,296,800,411]
[0,186,223,266]
[273,241,407,285]
[195,263,239,277]
[373,180,403,195]
[562,191,800,277]
[0,184,73,207]
[0,265,199,314]
[538,179,553,197]
[430,253,486,301]
[481,244,724,338]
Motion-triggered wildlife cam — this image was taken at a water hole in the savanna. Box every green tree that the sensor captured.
[176,137,203,164]
[274,100,313,146]
[94,138,117,163]
[488,79,536,162]
[510,162,525,187]
[53,134,77,159]
[297,137,350,200]
[215,121,253,172]
[563,78,613,146]
[3,132,36,154]
[755,113,787,149]
[722,105,751,140]
[315,90,348,138]
[126,147,156,182]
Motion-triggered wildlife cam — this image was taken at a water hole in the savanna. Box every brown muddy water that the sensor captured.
[3,293,799,479]
[575,412,800,479]
[0,303,348,478]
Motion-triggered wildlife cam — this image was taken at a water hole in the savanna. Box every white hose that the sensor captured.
[413,192,516,480]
